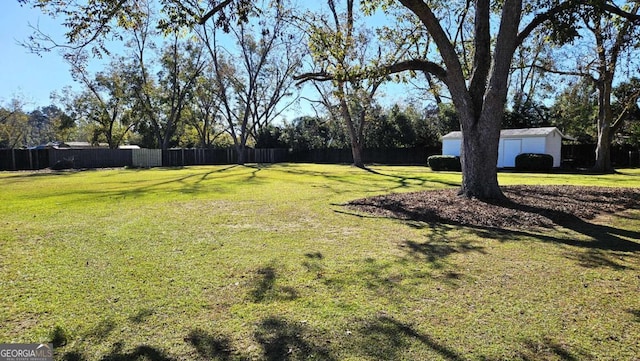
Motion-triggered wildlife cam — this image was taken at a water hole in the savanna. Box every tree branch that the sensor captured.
[602,3,640,23]
[532,64,596,83]
[199,0,234,25]
[294,59,447,87]
[517,1,576,46]
[469,0,491,117]
[518,1,640,47]
[385,59,447,81]
[293,71,334,85]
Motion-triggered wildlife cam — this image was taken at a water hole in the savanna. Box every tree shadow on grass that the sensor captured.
[249,264,299,303]
[185,315,467,361]
[517,337,589,361]
[356,315,465,361]
[185,329,233,361]
[271,163,460,195]
[344,186,640,270]
[357,316,595,361]
[129,308,155,324]
[98,343,174,361]
[499,187,640,251]
[486,199,640,270]
[17,166,244,207]
[403,236,487,264]
[255,317,336,361]
[468,219,640,270]
[301,252,325,278]
[61,344,175,361]
[187,317,336,361]
[55,311,177,361]
[363,166,461,190]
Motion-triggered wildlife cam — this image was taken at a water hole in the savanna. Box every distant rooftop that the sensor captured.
[442,127,574,140]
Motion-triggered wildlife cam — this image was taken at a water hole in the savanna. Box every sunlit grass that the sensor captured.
[1,164,639,360]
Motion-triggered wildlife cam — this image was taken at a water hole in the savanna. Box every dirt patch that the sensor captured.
[345,186,640,230]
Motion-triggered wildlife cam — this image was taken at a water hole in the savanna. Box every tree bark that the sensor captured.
[459,117,503,200]
[457,0,522,200]
[593,77,615,173]
[350,141,364,168]
[337,83,367,168]
[593,128,613,173]
[236,144,247,165]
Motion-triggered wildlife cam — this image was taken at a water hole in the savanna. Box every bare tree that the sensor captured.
[198,1,303,164]
[185,65,228,148]
[130,32,208,150]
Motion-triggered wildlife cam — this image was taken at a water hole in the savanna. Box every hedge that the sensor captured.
[427,155,461,171]
[515,153,553,172]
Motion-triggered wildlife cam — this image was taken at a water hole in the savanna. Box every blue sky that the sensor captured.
[0,2,78,107]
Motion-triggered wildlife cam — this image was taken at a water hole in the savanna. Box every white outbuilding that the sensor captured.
[441,127,570,168]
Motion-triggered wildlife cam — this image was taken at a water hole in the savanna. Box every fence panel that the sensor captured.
[204,149,233,164]
[132,149,162,168]
[251,148,288,163]
[0,149,49,170]
[292,149,353,164]
[363,147,435,165]
[288,147,436,165]
[49,149,133,169]
[0,149,12,170]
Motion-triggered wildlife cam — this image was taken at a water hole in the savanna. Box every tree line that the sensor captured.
[7,0,640,199]
[6,88,637,155]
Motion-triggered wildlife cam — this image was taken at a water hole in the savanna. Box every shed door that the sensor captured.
[502,139,522,167]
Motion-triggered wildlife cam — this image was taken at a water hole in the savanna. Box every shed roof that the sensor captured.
[442,127,573,140]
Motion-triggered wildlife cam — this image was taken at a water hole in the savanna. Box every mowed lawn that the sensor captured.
[1,164,639,361]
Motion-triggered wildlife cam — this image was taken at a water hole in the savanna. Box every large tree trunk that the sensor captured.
[593,126,614,173]
[350,141,364,168]
[433,0,520,201]
[236,144,246,165]
[592,78,616,173]
[459,121,503,200]
[338,88,366,169]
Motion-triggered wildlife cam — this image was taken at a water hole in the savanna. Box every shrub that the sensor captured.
[428,155,461,171]
[515,153,553,172]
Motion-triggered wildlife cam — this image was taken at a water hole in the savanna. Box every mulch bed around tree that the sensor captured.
[345,186,640,230]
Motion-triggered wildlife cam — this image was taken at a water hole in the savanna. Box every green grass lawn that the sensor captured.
[1,164,639,361]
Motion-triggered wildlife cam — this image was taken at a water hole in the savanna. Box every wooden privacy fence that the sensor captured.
[0,146,437,171]
[0,149,49,171]
[132,149,162,168]
[48,148,134,169]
